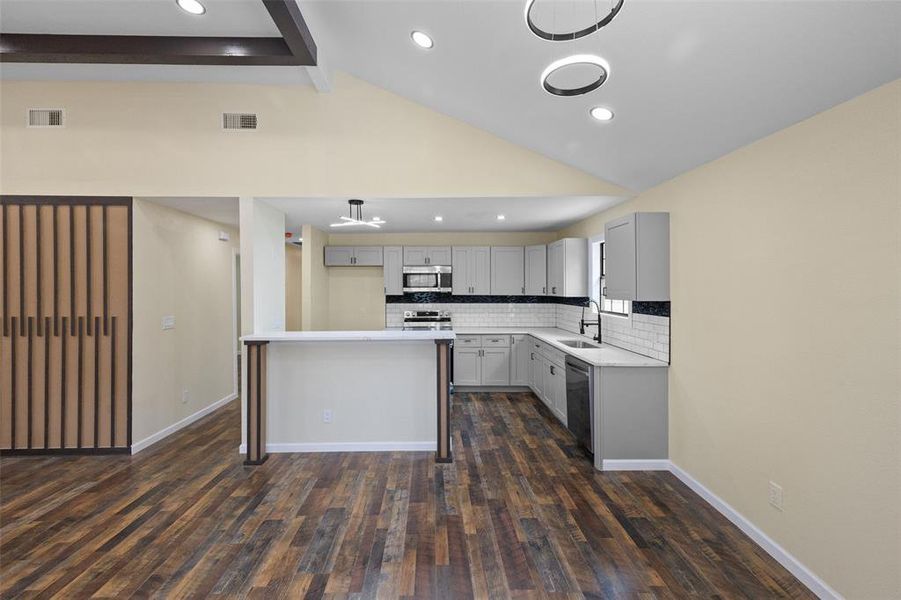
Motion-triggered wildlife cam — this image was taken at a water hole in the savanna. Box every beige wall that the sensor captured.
[301,225,330,330]
[132,199,239,446]
[285,244,302,331]
[560,80,901,599]
[0,73,625,198]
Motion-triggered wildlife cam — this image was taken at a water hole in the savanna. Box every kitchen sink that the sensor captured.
[558,339,600,349]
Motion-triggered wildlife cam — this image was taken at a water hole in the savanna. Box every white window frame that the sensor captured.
[588,235,631,319]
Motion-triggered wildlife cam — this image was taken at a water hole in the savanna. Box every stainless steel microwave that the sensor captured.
[402,265,452,293]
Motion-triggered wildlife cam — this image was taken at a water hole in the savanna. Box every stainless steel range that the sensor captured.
[402,310,452,330]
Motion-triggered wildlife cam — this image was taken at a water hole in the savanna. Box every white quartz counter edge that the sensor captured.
[242,330,455,343]
[453,327,668,368]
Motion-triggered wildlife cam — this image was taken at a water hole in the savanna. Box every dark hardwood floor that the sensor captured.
[0,392,814,599]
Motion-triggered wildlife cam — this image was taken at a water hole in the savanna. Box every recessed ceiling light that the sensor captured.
[497,214,506,221]
[590,107,614,121]
[176,0,205,15]
[434,216,444,222]
[411,31,434,49]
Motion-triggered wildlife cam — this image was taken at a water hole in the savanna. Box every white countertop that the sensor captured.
[241,329,455,343]
[241,327,666,367]
[454,327,669,368]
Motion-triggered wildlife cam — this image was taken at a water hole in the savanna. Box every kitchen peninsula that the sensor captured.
[240,329,454,465]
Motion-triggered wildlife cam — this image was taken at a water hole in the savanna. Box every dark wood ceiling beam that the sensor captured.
[0,33,308,66]
[262,0,317,65]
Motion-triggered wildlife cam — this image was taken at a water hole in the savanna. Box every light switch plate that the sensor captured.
[768,481,783,511]
[161,315,176,330]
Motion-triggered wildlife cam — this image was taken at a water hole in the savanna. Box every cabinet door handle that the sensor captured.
[602,286,607,296]
[550,365,555,375]
[552,286,557,294]
[542,286,546,294]
[530,353,534,360]
[521,286,525,294]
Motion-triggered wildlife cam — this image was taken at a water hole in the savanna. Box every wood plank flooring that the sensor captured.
[1,391,815,599]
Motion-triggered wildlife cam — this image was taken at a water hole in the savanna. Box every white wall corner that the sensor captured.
[305,56,331,93]
[667,462,843,600]
[131,393,237,455]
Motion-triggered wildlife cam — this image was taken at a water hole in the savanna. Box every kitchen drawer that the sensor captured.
[455,335,482,348]
[481,335,510,348]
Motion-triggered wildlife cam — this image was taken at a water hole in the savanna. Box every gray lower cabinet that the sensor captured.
[524,245,547,295]
[603,212,669,301]
[510,334,531,385]
[453,335,510,386]
[481,347,511,386]
[383,246,403,295]
[453,347,482,386]
[490,246,525,295]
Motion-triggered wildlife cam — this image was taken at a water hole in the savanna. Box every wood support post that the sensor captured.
[244,341,269,465]
[435,339,452,463]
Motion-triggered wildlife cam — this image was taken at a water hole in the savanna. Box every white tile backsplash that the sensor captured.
[555,304,670,363]
[387,302,670,363]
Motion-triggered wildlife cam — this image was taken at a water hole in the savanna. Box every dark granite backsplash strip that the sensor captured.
[386,293,589,306]
[631,301,671,317]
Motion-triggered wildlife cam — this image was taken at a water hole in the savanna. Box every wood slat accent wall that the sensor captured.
[1,197,132,454]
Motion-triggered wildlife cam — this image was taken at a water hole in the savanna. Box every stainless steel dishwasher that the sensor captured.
[565,356,594,456]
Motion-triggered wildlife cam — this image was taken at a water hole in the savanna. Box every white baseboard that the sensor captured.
[601,459,670,471]
[238,441,436,453]
[131,393,237,455]
[668,462,841,600]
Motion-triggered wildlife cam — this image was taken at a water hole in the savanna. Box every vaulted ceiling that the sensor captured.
[2,0,899,193]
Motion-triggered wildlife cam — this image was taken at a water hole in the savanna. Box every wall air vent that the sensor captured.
[28,109,65,128]
[222,112,258,130]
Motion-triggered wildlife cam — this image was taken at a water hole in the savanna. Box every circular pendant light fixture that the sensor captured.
[525,0,623,42]
[540,54,609,97]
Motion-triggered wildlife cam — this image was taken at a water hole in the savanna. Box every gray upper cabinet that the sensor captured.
[403,246,452,266]
[490,246,525,295]
[324,246,354,266]
[383,246,403,295]
[547,238,588,297]
[452,246,490,295]
[353,246,384,266]
[604,212,669,301]
[324,246,383,266]
[524,244,547,295]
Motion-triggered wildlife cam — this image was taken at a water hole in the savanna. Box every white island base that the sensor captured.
[239,330,454,464]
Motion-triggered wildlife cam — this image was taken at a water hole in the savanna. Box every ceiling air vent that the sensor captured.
[222,112,258,130]
[28,108,64,128]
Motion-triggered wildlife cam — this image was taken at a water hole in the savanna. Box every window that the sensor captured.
[590,239,630,317]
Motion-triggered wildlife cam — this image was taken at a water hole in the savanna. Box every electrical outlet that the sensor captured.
[322,409,333,424]
[161,315,176,330]
[768,481,783,511]
[181,389,189,404]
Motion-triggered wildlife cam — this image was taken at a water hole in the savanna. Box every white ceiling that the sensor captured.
[3,0,900,192]
[298,0,901,191]
[143,195,624,232]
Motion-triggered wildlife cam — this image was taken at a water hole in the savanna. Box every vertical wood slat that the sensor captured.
[1,198,131,454]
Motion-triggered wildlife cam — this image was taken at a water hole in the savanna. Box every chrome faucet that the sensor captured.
[580,300,603,343]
